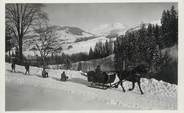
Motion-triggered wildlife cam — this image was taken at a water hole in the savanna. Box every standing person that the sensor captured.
[11,57,16,72]
[25,61,30,75]
[95,65,102,74]
[11,62,16,72]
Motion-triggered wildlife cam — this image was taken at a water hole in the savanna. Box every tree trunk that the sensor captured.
[123,59,126,71]
[43,57,45,69]
[42,56,47,70]
[8,50,11,62]
[9,50,10,56]
[18,35,23,64]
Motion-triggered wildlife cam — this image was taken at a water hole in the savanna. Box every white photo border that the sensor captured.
[0,0,183,113]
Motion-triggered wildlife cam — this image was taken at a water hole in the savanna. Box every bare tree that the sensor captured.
[32,20,60,70]
[5,3,47,62]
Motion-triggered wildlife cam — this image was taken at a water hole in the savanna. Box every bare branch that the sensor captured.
[6,3,47,59]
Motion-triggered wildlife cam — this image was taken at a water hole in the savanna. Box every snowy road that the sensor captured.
[5,63,177,110]
[6,82,127,111]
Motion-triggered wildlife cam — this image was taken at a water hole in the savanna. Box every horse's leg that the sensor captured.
[114,81,120,88]
[103,83,105,89]
[12,68,14,72]
[120,81,125,92]
[129,82,135,91]
[114,82,118,88]
[25,70,27,75]
[13,65,15,72]
[137,80,144,95]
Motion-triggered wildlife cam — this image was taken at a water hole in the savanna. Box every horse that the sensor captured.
[114,64,149,94]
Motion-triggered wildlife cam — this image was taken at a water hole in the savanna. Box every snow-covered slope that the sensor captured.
[22,23,126,56]
[62,36,109,54]
[20,21,162,56]
[22,26,100,56]
[6,63,177,110]
[126,20,161,33]
[91,23,128,37]
[56,26,95,43]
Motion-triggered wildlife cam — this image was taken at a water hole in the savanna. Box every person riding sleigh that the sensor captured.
[95,65,102,78]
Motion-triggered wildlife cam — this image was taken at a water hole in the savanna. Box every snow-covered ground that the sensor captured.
[5,63,177,111]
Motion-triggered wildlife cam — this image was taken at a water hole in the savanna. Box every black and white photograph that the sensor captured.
[4,2,179,111]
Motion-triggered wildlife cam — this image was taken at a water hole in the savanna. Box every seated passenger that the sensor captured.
[95,65,102,74]
[42,68,48,78]
[60,71,68,81]
[95,65,102,80]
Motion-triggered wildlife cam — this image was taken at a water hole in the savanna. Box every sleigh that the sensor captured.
[86,71,116,89]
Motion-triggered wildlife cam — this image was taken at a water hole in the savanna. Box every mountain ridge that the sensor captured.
[18,21,161,56]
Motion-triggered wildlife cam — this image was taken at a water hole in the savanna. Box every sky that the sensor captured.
[42,3,177,32]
